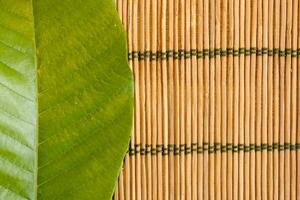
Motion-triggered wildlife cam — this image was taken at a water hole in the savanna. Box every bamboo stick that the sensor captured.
[203,0,210,199]
[243,0,251,199]
[273,0,280,199]
[160,0,169,199]
[185,0,192,199]
[285,0,292,199]
[114,180,119,200]
[197,0,204,199]
[167,0,175,199]
[190,0,198,199]
[145,0,152,199]
[156,0,163,198]
[250,0,257,199]
[261,0,268,199]
[137,0,147,199]
[173,0,180,199]
[122,0,128,33]
[215,0,221,199]
[279,1,286,199]
[118,168,125,200]
[227,0,234,199]
[238,0,245,199]
[208,0,215,199]
[221,0,228,199]
[124,154,131,200]
[233,0,240,199]
[132,1,141,200]
[297,0,300,198]
[179,0,186,199]
[290,1,298,199]
[150,0,158,199]
[267,0,274,199]
[297,0,300,195]
[255,0,262,198]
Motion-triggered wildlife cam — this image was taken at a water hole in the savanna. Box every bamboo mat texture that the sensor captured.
[113,0,300,199]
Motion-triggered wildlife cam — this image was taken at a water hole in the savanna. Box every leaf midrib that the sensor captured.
[29,0,38,199]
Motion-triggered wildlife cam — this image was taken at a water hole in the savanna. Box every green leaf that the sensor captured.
[0,0,133,199]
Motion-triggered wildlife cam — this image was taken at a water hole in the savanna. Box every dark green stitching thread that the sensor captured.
[150,144,156,155]
[255,145,261,152]
[144,51,151,59]
[203,143,209,151]
[262,48,268,55]
[215,143,221,152]
[221,49,227,56]
[162,147,169,155]
[238,144,244,151]
[273,48,279,55]
[245,49,251,56]
[233,145,238,153]
[261,143,268,150]
[179,144,185,154]
[290,144,296,151]
[145,144,151,154]
[197,146,203,153]
[161,52,167,60]
[191,49,197,56]
[227,48,233,55]
[268,49,273,56]
[239,48,245,54]
[168,144,174,152]
[174,146,180,155]
[185,146,192,154]
[227,143,232,151]
[127,143,300,156]
[256,49,262,56]
[150,52,157,61]
[192,143,197,152]
[209,50,215,58]
[166,50,173,58]
[233,49,239,56]
[178,49,185,58]
[203,49,209,57]
[128,48,300,60]
[156,144,163,153]
[279,144,285,151]
[209,145,215,153]
[279,50,286,57]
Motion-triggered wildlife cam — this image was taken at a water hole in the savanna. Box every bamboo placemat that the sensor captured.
[113,0,300,199]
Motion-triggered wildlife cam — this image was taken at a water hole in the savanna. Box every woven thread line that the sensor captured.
[127,143,300,156]
[128,48,299,60]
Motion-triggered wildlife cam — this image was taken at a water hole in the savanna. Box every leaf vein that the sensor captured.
[0,81,34,102]
[0,108,34,126]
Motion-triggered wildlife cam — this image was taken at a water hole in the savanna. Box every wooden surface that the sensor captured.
[114,0,300,199]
